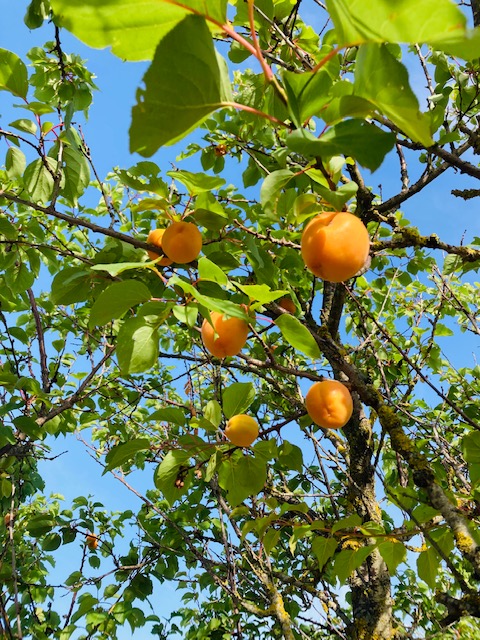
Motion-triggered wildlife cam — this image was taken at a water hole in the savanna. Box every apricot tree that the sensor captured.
[2,1,480,639]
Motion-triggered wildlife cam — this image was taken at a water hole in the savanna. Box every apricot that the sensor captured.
[278,297,296,314]
[201,311,249,358]
[146,228,173,265]
[86,532,99,550]
[225,414,259,447]
[161,221,202,264]
[301,212,370,282]
[4,513,14,527]
[305,380,353,429]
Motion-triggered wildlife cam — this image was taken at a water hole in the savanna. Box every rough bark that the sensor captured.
[472,0,480,27]
[344,402,394,639]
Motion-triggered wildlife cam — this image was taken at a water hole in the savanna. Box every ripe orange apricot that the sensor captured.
[225,414,259,447]
[146,228,173,265]
[161,221,202,264]
[301,212,370,282]
[278,297,296,314]
[86,532,99,550]
[201,312,250,358]
[305,380,353,429]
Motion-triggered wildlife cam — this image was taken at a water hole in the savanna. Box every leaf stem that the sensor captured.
[224,102,289,128]
[310,45,343,73]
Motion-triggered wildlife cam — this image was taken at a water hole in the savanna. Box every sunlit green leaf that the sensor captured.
[167,170,225,195]
[116,317,159,374]
[89,280,152,328]
[130,15,231,155]
[332,545,375,584]
[286,120,396,172]
[222,382,255,419]
[417,547,440,588]
[104,438,151,473]
[312,537,338,570]
[23,157,57,203]
[218,451,267,506]
[0,48,28,98]
[378,540,407,574]
[51,0,228,61]
[154,449,191,506]
[354,44,433,147]
[326,0,466,46]
[275,314,321,359]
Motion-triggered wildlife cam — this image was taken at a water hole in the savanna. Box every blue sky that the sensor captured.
[2,1,480,637]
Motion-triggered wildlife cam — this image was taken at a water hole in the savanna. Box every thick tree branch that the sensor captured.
[372,231,480,263]
[0,190,156,254]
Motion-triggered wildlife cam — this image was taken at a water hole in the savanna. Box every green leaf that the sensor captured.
[51,0,227,61]
[288,524,312,556]
[260,169,295,217]
[218,451,267,506]
[194,192,229,231]
[89,280,152,328]
[9,118,37,135]
[0,217,18,240]
[130,15,231,155]
[354,44,433,147]
[462,431,480,463]
[331,514,362,534]
[42,532,62,551]
[322,94,375,125]
[24,157,57,204]
[263,528,281,555]
[24,0,50,29]
[326,0,466,47]
[172,304,198,328]
[5,147,26,179]
[234,283,288,305]
[104,438,151,473]
[283,69,333,126]
[309,178,358,210]
[169,275,249,320]
[116,317,159,374]
[435,323,454,337]
[332,545,375,584]
[286,121,396,172]
[277,441,303,472]
[378,540,407,574]
[154,450,191,506]
[51,267,92,305]
[5,263,35,294]
[275,314,321,359]
[312,537,338,570]
[417,547,440,588]
[0,49,28,98]
[59,145,91,206]
[166,170,225,195]
[148,407,187,426]
[27,514,56,537]
[0,478,12,499]
[14,415,42,438]
[71,594,100,624]
[438,29,480,61]
[204,399,222,428]
[91,260,153,277]
[197,256,229,285]
[222,382,255,419]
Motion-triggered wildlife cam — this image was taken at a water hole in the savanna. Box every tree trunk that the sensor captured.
[345,403,394,639]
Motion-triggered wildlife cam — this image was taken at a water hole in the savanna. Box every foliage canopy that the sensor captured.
[2,0,480,638]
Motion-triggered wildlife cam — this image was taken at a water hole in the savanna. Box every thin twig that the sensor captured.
[27,289,50,393]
